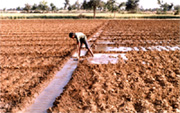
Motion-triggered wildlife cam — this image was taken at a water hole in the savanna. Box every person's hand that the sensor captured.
[77,55,80,59]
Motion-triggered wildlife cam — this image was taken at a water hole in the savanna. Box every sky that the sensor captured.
[0,0,180,9]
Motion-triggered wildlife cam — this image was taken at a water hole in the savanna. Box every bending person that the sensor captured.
[69,32,94,59]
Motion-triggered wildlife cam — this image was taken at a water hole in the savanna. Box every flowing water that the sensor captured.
[94,45,180,52]
[25,58,78,113]
[24,25,105,113]
[87,53,127,64]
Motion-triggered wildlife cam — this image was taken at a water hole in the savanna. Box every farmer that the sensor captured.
[69,32,94,59]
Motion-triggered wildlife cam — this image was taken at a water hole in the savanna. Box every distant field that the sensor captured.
[0,13,180,19]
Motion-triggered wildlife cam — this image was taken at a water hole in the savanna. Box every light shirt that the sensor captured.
[75,32,87,43]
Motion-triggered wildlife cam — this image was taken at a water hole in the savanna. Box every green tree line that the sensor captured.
[17,0,180,16]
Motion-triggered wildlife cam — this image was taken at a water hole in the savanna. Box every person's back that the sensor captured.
[74,32,87,43]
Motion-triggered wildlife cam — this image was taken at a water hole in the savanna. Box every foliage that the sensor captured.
[174,5,180,15]
[38,0,49,12]
[87,0,101,18]
[161,3,173,12]
[82,0,88,9]
[64,0,70,10]
[3,8,6,11]
[68,6,72,11]
[71,0,81,10]
[119,2,126,9]
[106,0,118,13]
[23,4,31,13]
[98,1,106,11]
[16,7,21,11]
[157,0,161,5]
[157,0,173,13]
[126,0,139,12]
[10,0,180,15]
[87,0,101,9]
[50,3,57,11]
[31,4,38,10]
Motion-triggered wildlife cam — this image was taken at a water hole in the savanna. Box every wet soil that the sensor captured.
[25,58,79,113]
[0,20,106,113]
[24,25,106,112]
[1,20,179,113]
[48,51,180,113]
[48,20,180,113]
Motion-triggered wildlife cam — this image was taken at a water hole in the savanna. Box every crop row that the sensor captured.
[0,20,105,112]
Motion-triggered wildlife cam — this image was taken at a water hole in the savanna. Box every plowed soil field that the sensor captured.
[48,20,180,113]
[0,20,106,112]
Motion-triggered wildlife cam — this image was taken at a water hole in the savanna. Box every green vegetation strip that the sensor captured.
[0,13,180,19]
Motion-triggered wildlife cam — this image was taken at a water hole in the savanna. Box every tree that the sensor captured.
[64,0,70,10]
[75,0,80,10]
[87,0,101,18]
[106,0,118,12]
[16,6,21,11]
[157,0,161,5]
[157,0,173,13]
[174,5,180,15]
[98,1,106,11]
[3,8,6,12]
[38,0,49,12]
[68,6,72,11]
[71,0,81,10]
[82,0,88,9]
[106,0,119,18]
[162,3,173,12]
[50,3,57,12]
[24,4,31,13]
[32,4,38,10]
[119,2,126,10]
[168,3,173,11]
[126,0,139,12]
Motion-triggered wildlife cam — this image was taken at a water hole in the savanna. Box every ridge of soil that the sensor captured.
[0,20,106,113]
[48,50,180,112]
[48,20,180,112]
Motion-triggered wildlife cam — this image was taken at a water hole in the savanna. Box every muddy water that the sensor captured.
[25,49,89,112]
[24,23,105,113]
[88,53,127,64]
[25,58,78,113]
[94,45,180,52]
[90,45,179,64]
[96,40,116,44]
[72,49,87,58]
[25,50,90,113]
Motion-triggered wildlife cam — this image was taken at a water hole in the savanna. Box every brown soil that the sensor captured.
[48,51,180,113]
[48,20,180,113]
[0,19,106,112]
[1,20,179,113]
[95,20,179,48]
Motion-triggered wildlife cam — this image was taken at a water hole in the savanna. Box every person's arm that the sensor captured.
[77,42,81,59]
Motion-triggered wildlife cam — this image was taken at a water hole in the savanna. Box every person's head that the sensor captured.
[69,32,75,38]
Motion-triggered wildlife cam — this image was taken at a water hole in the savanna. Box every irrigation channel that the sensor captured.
[24,22,107,113]
[24,21,180,113]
